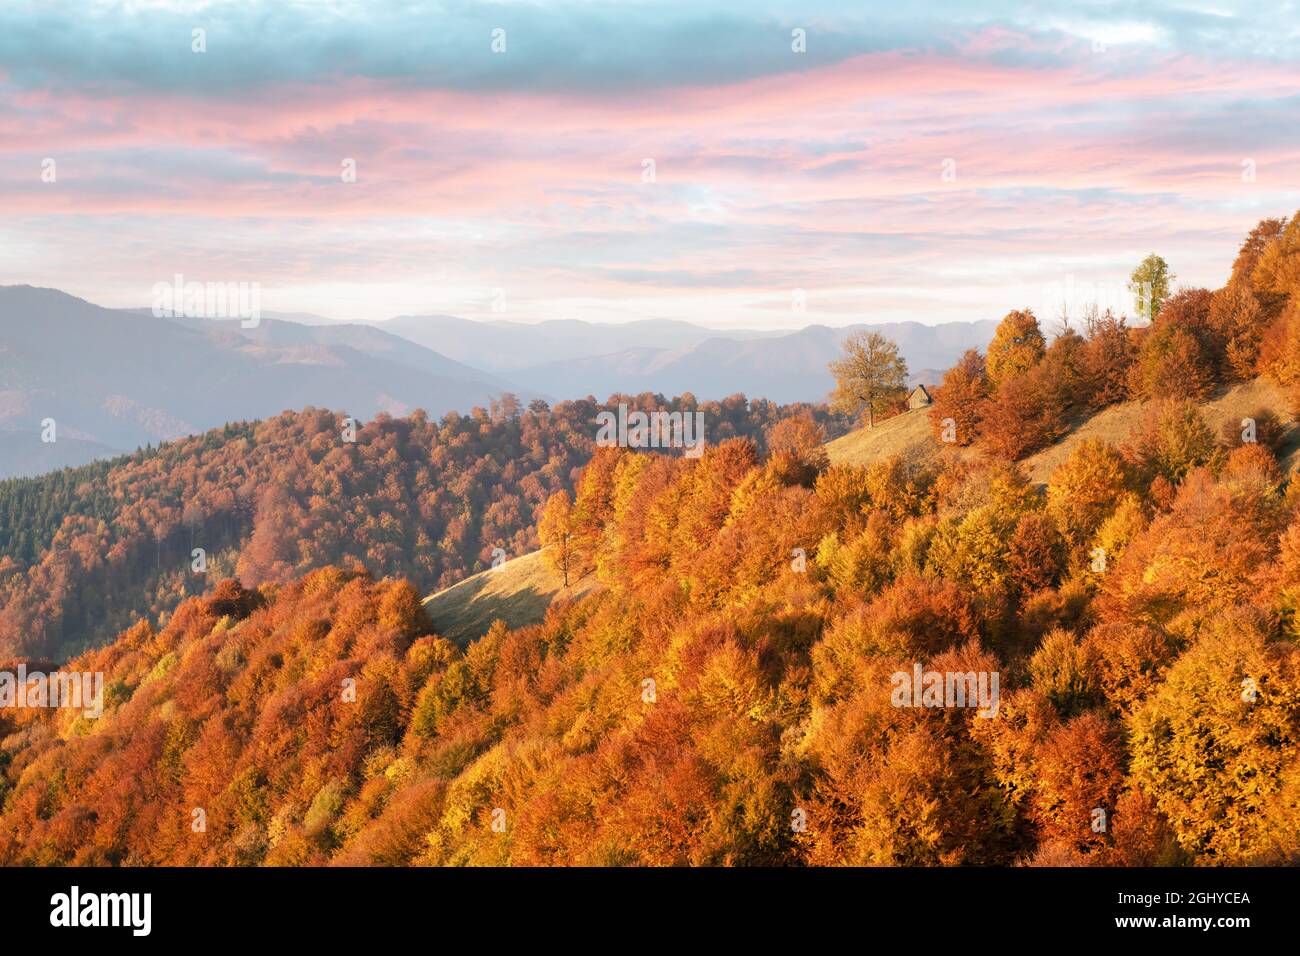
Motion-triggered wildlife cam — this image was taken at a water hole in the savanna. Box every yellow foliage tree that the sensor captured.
[1128,610,1300,862]
[1047,438,1129,558]
[538,491,579,587]
[986,310,1045,385]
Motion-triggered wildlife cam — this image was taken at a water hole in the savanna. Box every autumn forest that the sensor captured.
[2,215,1299,868]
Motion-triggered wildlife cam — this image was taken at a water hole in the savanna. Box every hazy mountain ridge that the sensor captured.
[0,287,518,478]
[2,285,996,478]
[162,312,521,392]
[379,313,785,372]
[382,315,998,403]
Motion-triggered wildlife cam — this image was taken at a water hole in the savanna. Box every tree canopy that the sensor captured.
[828,331,909,428]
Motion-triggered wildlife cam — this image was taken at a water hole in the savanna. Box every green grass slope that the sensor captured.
[422,548,601,646]
[825,378,1298,483]
[1022,377,1297,482]
[825,406,954,468]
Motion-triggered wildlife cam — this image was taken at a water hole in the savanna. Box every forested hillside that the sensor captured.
[925,216,1298,462]
[3,214,1300,867]
[4,417,1298,865]
[0,394,843,660]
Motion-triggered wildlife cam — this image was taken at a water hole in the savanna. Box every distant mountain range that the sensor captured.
[0,287,520,479]
[502,324,988,404]
[379,313,783,371]
[0,285,996,478]
[378,314,995,402]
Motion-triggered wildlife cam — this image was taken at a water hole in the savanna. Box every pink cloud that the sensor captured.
[2,33,1296,324]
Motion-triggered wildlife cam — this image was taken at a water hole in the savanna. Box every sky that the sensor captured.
[1,0,1298,328]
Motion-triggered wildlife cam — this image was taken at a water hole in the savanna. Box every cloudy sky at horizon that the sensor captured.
[2,0,1298,328]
